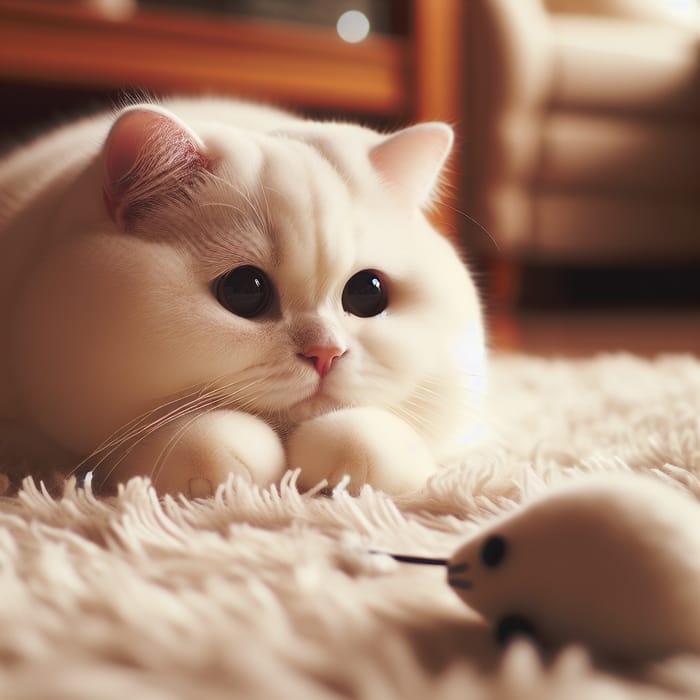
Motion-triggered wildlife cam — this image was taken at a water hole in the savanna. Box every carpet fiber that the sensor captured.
[2,352,700,699]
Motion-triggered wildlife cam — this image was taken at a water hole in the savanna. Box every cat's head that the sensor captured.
[12,102,485,458]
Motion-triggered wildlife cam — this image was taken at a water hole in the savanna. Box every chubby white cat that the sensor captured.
[0,97,485,498]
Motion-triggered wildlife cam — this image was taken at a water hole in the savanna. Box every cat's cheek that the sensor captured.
[11,242,116,451]
[10,236,209,452]
[357,317,437,386]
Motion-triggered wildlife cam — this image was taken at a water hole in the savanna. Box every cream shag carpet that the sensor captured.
[2,352,700,699]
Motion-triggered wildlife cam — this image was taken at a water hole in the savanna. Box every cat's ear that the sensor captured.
[369,123,453,207]
[102,105,211,229]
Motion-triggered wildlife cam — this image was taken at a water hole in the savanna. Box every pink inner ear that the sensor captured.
[369,123,453,206]
[103,106,210,226]
[104,110,161,188]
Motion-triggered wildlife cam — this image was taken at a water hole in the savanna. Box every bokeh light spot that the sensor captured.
[336,10,370,44]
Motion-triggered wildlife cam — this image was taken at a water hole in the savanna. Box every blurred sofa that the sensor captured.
[460,0,700,266]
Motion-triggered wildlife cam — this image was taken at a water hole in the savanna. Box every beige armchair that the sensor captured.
[459,0,700,271]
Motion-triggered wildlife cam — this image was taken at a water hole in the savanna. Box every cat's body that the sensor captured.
[0,97,485,497]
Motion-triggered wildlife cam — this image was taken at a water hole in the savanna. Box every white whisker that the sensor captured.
[149,394,232,488]
[72,374,235,475]
[91,374,269,490]
[92,394,225,490]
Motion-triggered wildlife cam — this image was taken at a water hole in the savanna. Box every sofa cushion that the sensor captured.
[538,112,700,192]
[545,0,700,29]
[530,192,700,261]
[550,16,700,115]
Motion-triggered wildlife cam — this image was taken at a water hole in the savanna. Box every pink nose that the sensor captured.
[302,345,346,378]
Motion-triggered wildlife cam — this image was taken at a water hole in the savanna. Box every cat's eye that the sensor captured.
[214,265,272,318]
[342,269,388,318]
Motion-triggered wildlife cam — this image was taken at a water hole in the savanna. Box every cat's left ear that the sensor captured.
[102,105,211,229]
[369,123,453,207]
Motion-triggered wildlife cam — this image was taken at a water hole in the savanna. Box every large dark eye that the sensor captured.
[214,265,272,318]
[342,269,388,318]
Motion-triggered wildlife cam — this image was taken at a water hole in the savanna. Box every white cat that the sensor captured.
[0,97,486,498]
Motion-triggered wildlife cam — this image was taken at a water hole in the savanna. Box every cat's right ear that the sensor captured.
[102,106,211,229]
[369,122,453,208]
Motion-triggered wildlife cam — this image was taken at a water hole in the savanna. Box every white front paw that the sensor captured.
[286,407,437,495]
[103,409,285,498]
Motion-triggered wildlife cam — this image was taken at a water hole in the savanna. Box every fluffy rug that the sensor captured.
[2,352,700,699]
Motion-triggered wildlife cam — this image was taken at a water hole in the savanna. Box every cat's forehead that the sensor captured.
[192,126,389,287]
[206,121,378,204]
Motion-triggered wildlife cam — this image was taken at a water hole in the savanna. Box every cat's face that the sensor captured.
[11,105,484,456]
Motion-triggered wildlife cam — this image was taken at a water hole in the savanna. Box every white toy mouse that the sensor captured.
[384,475,700,661]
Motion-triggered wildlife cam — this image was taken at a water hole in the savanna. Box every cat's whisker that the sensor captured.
[199,172,265,229]
[198,201,248,215]
[441,202,500,253]
[228,180,268,236]
[100,376,229,441]
[89,399,211,483]
[71,376,233,476]
[204,169,243,195]
[148,393,235,489]
[95,392,234,490]
[147,376,270,489]
[390,402,432,433]
[411,384,441,400]
[67,383,212,478]
[246,181,273,236]
[84,375,247,484]
[258,183,274,235]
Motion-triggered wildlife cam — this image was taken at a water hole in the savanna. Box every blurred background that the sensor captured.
[1,0,699,356]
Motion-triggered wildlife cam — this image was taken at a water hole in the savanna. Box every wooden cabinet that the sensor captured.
[0,0,409,115]
[0,0,464,234]
[0,1,463,118]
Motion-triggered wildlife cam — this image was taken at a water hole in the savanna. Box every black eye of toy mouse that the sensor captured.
[480,535,507,568]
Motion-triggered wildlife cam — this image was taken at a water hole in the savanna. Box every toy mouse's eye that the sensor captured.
[481,535,507,568]
[214,265,272,318]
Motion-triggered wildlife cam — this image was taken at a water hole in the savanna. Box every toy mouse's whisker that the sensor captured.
[447,563,470,574]
[448,579,473,590]
[370,551,448,566]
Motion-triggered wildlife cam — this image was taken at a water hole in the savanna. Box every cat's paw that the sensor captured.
[287,407,437,495]
[446,475,700,660]
[103,409,285,498]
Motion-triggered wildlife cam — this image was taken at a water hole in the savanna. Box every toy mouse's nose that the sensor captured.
[301,345,346,378]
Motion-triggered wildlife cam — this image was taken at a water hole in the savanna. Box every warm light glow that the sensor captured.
[336,10,370,44]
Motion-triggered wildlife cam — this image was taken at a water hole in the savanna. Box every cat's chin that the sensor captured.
[285,391,351,424]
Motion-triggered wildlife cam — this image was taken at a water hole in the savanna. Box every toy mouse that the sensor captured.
[381,475,700,661]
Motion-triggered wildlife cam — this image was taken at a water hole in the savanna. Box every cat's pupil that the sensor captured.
[342,270,388,318]
[215,265,272,318]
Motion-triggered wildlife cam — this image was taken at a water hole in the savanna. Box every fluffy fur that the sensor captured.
[0,98,485,497]
[2,352,700,699]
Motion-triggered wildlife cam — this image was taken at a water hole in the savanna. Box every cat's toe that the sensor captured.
[288,407,436,495]
[187,477,213,498]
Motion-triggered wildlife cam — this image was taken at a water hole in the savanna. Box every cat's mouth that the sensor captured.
[287,387,350,422]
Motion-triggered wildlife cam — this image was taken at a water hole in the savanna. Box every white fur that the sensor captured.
[0,97,485,497]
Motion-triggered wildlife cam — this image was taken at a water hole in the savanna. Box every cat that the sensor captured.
[0,97,486,498]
